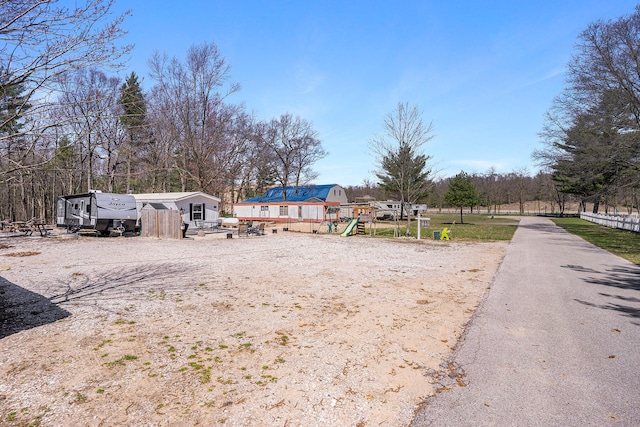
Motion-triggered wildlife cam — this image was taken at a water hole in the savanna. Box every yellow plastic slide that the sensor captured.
[340,218,359,237]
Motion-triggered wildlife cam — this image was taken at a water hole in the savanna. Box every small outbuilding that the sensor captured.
[132,192,221,228]
[233,184,347,223]
[140,203,183,239]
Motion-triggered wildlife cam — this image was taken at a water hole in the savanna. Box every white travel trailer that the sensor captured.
[371,200,402,220]
[56,191,138,235]
[410,204,428,215]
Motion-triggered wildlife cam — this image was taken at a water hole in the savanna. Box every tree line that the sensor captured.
[534,5,640,213]
[0,1,326,222]
[347,167,603,216]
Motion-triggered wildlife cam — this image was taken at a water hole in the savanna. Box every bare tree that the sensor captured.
[0,0,131,220]
[207,106,259,211]
[291,130,327,190]
[144,87,178,192]
[227,116,276,203]
[54,68,122,191]
[568,6,640,127]
[100,80,127,193]
[480,166,502,214]
[148,42,241,195]
[370,102,434,235]
[344,179,385,202]
[510,167,531,215]
[0,0,131,147]
[263,113,326,200]
[535,6,640,211]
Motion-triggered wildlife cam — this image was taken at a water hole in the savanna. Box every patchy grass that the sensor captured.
[3,251,41,257]
[374,214,519,241]
[73,392,87,403]
[552,217,640,265]
[104,355,138,367]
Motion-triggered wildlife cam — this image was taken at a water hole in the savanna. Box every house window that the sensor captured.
[192,203,203,220]
[261,206,269,211]
[298,206,303,218]
[279,206,288,216]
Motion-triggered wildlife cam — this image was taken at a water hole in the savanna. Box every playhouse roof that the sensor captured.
[242,184,339,203]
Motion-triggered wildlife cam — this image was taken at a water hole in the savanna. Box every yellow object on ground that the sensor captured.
[441,227,450,240]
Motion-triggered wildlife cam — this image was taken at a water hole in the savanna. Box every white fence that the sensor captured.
[580,212,640,233]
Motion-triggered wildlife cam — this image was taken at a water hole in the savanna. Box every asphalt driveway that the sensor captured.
[411,216,640,426]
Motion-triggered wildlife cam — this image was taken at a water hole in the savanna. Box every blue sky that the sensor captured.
[110,0,638,186]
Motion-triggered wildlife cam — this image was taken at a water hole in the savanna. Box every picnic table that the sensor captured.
[5,219,53,236]
[32,219,53,236]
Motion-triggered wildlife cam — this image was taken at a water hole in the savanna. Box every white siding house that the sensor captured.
[233,184,347,223]
[132,192,221,227]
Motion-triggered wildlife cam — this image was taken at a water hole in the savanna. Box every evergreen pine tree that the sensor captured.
[118,72,148,193]
[444,171,480,224]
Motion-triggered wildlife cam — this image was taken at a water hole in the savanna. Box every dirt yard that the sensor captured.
[0,229,508,426]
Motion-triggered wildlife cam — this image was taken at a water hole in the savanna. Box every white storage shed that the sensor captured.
[132,192,221,228]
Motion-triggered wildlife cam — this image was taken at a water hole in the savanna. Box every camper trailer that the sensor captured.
[56,191,138,235]
[371,200,402,220]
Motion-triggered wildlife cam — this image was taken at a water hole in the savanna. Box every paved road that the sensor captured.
[411,216,640,426]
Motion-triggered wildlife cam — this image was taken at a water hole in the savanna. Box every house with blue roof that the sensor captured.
[233,184,347,223]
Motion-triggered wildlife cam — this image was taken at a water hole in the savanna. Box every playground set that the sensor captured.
[323,205,453,241]
[341,205,377,237]
[318,205,376,237]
